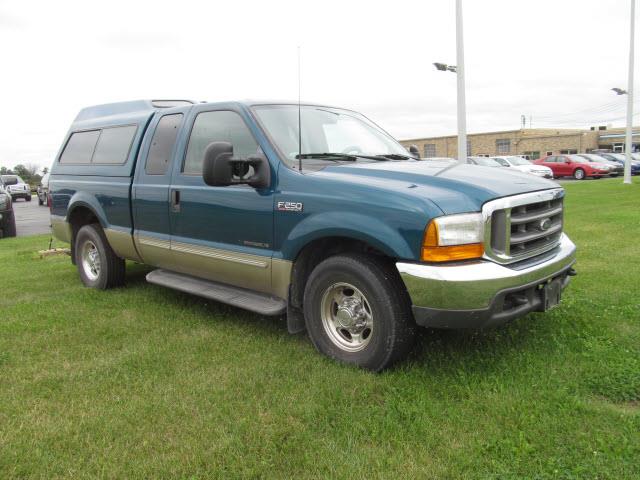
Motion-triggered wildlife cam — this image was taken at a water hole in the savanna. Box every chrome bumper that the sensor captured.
[397,234,576,328]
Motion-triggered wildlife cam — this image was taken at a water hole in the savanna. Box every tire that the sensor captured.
[2,211,16,238]
[74,223,125,289]
[303,254,415,371]
[25,195,31,202]
[573,168,585,180]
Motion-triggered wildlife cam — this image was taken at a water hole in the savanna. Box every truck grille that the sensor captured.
[483,189,565,264]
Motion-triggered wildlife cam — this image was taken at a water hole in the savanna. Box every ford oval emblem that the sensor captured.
[538,218,552,231]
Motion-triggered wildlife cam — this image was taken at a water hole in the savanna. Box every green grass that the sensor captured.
[1,178,639,479]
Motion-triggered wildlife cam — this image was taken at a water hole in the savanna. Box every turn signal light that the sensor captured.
[421,220,484,262]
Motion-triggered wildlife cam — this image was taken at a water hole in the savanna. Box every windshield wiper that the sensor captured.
[373,153,413,160]
[296,152,393,162]
[295,153,357,161]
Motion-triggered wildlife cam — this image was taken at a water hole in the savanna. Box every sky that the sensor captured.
[0,0,638,171]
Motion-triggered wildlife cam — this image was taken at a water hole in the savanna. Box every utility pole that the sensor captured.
[624,0,635,184]
[456,0,467,164]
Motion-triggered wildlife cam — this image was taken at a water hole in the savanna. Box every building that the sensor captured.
[400,126,640,159]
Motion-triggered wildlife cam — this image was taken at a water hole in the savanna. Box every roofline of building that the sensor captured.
[400,126,640,143]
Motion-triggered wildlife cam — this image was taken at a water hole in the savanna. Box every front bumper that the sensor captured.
[397,234,576,329]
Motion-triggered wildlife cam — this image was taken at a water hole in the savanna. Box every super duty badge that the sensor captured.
[277,201,303,213]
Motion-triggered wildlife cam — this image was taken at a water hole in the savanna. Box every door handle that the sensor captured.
[171,189,181,213]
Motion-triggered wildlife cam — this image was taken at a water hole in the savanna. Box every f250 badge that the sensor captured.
[277,201,303,213]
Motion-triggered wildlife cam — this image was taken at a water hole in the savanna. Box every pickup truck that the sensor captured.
[49,99,577,371]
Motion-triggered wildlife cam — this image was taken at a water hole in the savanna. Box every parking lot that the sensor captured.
[11,196,51,237]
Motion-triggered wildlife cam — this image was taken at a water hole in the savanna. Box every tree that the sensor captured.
[13,164,42,186]
[0,166,13,175]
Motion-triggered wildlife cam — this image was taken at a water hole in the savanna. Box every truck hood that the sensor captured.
[315,160,560,215]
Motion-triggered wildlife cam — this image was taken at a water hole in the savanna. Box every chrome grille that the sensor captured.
[483,189,565,264]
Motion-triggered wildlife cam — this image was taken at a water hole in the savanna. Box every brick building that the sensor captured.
[400,126,640,159]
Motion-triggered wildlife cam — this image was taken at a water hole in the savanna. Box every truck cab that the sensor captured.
[50,99,576,371]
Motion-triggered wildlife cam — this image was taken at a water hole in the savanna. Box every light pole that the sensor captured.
[624,0,635,184]
[433,0,467,164]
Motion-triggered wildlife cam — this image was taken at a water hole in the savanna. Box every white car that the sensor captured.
[0,175,31,201]
[492,156,553,178]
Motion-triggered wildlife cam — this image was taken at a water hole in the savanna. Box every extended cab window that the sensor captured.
[92,125,137,164]
[146,114,183,175]
[59,130,100,164]
[59,126,136,164]
[183,111,259,175]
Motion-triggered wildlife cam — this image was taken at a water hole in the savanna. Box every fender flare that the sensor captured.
[281,211,417,261]
[65,191,109,228]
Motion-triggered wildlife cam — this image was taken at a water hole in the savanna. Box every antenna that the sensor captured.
[297,45,302,172]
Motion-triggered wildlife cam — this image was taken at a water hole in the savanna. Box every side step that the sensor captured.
[146,269,286,316]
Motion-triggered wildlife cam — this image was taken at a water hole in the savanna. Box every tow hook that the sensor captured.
[567,268,577,277]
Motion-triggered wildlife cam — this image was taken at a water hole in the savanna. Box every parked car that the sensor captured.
[595,153,640,175]
[577,154,624,177]
[0,184,16,238]
[492,156,553,178]
[37,173,50,206]
[0,174,31,201]
[421,157,456,162]
[466,156,504,167]
[49,99,576,371]
[534,154,611,180]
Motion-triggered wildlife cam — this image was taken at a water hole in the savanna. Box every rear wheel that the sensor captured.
[573,168,585,180]
[303,254,415,371]
[2,211,16,238]
[74,224,125,289]
[25,194,31,202]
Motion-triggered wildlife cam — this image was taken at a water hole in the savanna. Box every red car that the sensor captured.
[534,154,611,180]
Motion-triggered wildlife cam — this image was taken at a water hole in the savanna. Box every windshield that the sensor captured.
[503,156,531,166]
[473,157,502,167]
[252,105,409,166]
[579,154,608,162]
[567,155,589,163]
[1,175,23,185]
[492,157,510,166]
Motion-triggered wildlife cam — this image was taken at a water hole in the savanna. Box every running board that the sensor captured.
[146,269,286,316]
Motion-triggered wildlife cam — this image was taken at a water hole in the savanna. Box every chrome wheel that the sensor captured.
[320,282,373,352]
[80,240,101,281]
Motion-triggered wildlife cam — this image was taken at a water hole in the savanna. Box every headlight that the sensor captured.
[421,213,484,262]
[0,193,9,210]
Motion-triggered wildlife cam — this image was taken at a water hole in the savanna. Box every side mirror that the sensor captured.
[202,142,271,189]
[408,144,420,159]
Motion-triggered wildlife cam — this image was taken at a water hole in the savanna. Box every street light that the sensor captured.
[618,0,636,185]
[433,0,467,164]
[433,62,457,73]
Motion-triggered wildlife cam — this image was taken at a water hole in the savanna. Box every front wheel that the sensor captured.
[303,254,415,371]
[573,168,585,180]
[74,224,125,289]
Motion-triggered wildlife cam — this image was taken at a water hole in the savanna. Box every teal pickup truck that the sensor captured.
[49,100,576,370]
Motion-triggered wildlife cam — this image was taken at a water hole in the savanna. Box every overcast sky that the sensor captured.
[0,0,638,171]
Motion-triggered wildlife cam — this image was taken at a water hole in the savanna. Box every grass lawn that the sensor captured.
[1,178,639,479]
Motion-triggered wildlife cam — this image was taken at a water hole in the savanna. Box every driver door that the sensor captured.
[168,106,275,294]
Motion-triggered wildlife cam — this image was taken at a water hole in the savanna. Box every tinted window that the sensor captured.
[146,114,183,175]
[59,130,100,164]
[92,125,137,164]
[183,111,259,175]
